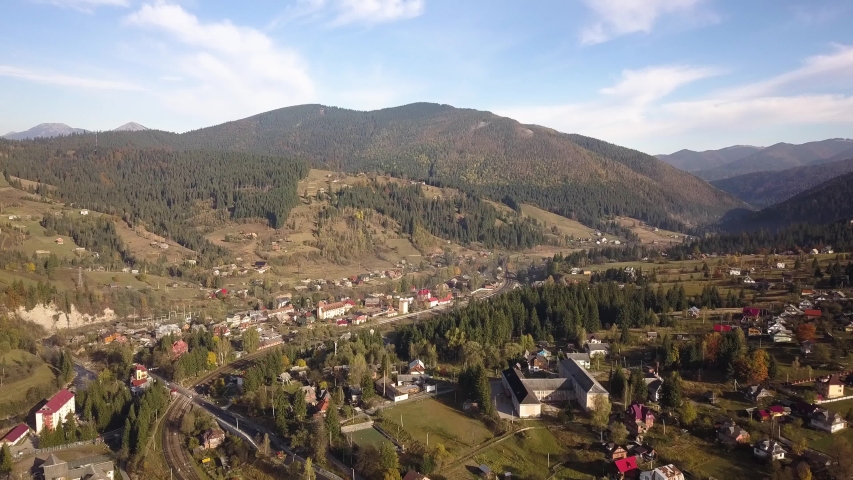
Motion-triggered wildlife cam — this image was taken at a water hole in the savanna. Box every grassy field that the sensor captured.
[520,204,595,238]
[384,398,493,459]
[615,216,685,245]
[447,427,573,480]
[348,427,390,449]
[0,349,56,406]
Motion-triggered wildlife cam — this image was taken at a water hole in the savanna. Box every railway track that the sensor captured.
[162,397,205,480]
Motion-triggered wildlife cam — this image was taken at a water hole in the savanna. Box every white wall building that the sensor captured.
[35,389,75,434]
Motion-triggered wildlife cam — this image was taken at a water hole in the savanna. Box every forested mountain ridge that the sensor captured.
[720,170,853,231]
[711,156,853,208]
[694,138,853,181]
[18,103,744,229]
[656,145,762,172]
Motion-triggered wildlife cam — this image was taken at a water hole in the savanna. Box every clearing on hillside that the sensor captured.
[520,204,595,239]
[615,216,685,245]
[0,349,56,409]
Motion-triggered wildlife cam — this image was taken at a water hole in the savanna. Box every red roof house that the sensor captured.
[742,307,762,318]
[172,339,189,358]
[713,324,732,332]
[0,423,31,446]
[805,309,822,318]
[417,289,431,301]
[613,456,639,478]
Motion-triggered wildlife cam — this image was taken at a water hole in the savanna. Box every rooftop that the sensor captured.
[38,389,74,415]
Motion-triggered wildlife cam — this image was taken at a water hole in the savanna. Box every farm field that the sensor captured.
[615,216,685,245]
[520,204,595,239]
[384,398,493,459]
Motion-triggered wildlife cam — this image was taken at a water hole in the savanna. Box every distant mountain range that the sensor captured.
[659,138,853,181]
[711,156,853,208]
[721,170,853,231]
[656,145,762,172]
[0,103,746,229]
[3,123,89,140]
[3,122,149,140]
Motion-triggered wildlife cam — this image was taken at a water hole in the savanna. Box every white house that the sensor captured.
[742,275,756,284]
[35,389,75,434]
[79,209,89,216]
[753,439,785,460]
[729,269,742,276]
[776,262,786,269]
[586,343,610,358]
[639,464,684,480]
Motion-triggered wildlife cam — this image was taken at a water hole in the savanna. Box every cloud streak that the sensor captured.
[271,0,424,28]
[0,65,143,91]
[498,45,853,151]
[580,0,702,45]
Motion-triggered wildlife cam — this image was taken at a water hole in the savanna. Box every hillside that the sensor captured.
[656,145,761,172]
[694,138,853,181]
[4,123,89,140]
[711,156,853,208]
[7,103,747,229]
[95,103,743,229]
[721,170,853,231]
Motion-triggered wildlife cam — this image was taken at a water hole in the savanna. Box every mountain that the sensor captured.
[3,123,89,140]
[694,138,853,181]
[113,122,148,132]
[711,156,853,208]
[656,145,762,172]
[4,103,746,229]
[721,170,853,231]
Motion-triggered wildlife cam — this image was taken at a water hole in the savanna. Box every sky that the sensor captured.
[1,0,852,154]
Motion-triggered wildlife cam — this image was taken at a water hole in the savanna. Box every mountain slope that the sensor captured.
[4,123,89,140]
[8,103,746,229]
[721,170,853,231]
[114,122,148,132]
[711,156,853,208]
[695,138,853,181]
[656,145,762,172]
[174,103,744,228]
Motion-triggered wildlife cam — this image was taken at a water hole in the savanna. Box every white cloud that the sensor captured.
[497,45,853,151]
[36,0,129,13]
[125,1,314,122]
[580,0,702,45]
[271,0,424,28]
[0,65,143,91]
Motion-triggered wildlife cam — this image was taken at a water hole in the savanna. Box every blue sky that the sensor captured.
[1,0,852,153]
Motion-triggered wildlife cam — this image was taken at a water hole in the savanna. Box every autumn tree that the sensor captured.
[591,395,611,431]
[796,323,816,343]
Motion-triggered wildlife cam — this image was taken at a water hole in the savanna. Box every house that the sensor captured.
[587,343,610,358]
[35,389,75,434]
[776,262,786,269]
[0,423,31,447]
[717,422,750,444]
[800,340,814,356]
[201,428,225,449]
[816,375,845,399]
[527,353,548,372]
[129,364,152,393]
[810,408,847,433]
[743,275,756,284]
[612,456,640,480]
[416,289,431,302]
[408,359,426,375]
[604,443,628,460]
[772,332,793,343]
[744,385,772,403]
[729,268,741,276]
[375,376,408,402]
[687,306,701,318]
[302,386,318,406]
[639,465,684,480]
[42,453,114,480]
[743,307,762,319]
[55,237,64,245]
[402,471,431,480]
[278,372,292,384]
[501,367,544,418]
[565,352,591,369]
[805,309,822,319]
[625,402,655,436]
[713,324,732,332]
[647,379,664,403]
[586,334,603,345]
[747,327,762,337]
[753,439,785,460]
[172,339,189,358]
[80,209,89,215]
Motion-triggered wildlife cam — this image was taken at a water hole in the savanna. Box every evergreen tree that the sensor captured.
[660,372,683,409]
[0,443,12,474]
